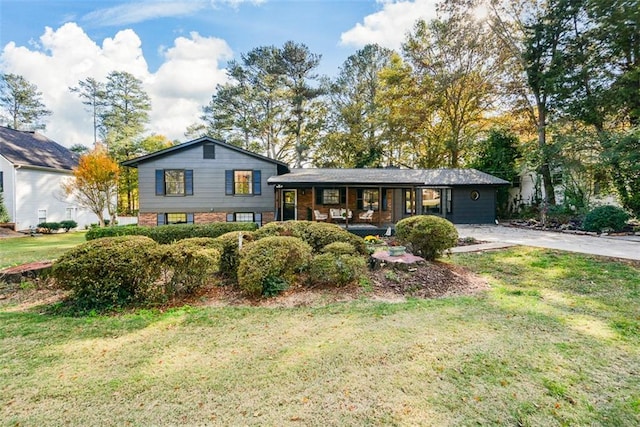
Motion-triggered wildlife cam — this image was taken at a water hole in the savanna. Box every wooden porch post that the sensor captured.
[378,186,383,227]
[345,185,349,228]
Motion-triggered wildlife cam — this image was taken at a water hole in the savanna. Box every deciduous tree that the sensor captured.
[62,144,119,227]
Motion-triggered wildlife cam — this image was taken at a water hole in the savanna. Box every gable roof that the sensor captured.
[267,168,510,186]
[0,126,78,171]
[121,136,290,173]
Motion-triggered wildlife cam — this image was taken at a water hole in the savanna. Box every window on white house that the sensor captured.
[37,209,47,224]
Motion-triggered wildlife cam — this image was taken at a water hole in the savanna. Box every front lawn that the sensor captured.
[0,231,87,269]
[1,247,638,425]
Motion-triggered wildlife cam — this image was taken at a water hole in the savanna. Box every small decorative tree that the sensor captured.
[61,144,118,227]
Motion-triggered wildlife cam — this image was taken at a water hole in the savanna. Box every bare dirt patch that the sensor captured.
[1,260,489,311]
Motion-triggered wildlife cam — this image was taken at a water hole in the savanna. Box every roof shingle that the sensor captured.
[267,168,509,186]
[0,126,78,171]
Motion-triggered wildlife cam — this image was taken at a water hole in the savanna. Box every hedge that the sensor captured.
[86,222,258,244]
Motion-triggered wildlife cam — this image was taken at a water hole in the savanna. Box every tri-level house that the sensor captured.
[121,136,289,226]
[123,136,509,227]
[0,126,100,230]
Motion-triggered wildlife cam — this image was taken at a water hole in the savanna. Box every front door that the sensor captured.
[282,189,297,221]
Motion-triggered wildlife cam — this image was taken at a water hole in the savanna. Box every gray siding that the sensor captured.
[137,143,277,214]
[449,186,497,224]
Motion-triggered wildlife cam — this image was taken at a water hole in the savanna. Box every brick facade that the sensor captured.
[296,187,393,224]
[138,211,273,226]
[194,212,228,223]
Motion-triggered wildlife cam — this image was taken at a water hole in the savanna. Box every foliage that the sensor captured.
[51,236,163,311]
[582,205,630,233]
[61,144,119,227]
[196,42,323,165]
[602,129,640,217]
[160,238,221,297]
[85,222,257,244]
[315,44,393,167]
[0,191,10,222]
[213,231,256,279]
[308,253,366,287]
[364,235,384,244]
[254,221,367,254]
[0,73,51,130]
[59,220,78,232]
[321,241,357,256]
[237,236,312,297]
[395,215,458,260]
[37,222,61,234]
[402,14,498,167]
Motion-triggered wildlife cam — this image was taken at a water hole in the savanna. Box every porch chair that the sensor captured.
[358,209,374,222]
[314,209,328,221]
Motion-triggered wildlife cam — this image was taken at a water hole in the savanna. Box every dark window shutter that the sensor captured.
[0,171,3,192]
[253,170,261,195]
[255,213,262,225]
[185,170,194,195]
[356,189,363,210]
[340,188,346,204]
[226,213,234,222]
[157,213,166,226]
[225,170,233,195]
[203,143,215,159]
[155,170,165,195]
[382,189,388,211]
[316,188,323,205]
[186,213,194,224]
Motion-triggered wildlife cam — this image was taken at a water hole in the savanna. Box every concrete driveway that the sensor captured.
[454,224,640,261]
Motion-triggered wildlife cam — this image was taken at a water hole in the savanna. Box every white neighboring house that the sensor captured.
[0,126,101,231]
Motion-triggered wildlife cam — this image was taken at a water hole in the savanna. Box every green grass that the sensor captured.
[0,231,87,269]
[1,247,639,425]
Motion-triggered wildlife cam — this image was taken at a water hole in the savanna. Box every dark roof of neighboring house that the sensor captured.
[121,136,290,173]
[267,168,510,186]
[0,126,78,171]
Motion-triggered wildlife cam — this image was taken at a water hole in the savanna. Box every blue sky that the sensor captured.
[0,0,440,145]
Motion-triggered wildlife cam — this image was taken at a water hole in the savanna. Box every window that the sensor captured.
[445,189,452,213]
[157,213,194,226]
[65,207,76,220]
[234,170,253,195]
[361,189,379,211]
[37,209,47,224]
[470,190,480,201]
[225,170,261,195]
[234,213,254,222]
[156,169,193,196]
[203,143,215,159]
[405,189,414,214]
[323,189,340,205]
[421,189,441,214]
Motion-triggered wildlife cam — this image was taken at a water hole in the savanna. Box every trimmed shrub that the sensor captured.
[237,236,312,297]
[38,222,61,233]
[86,222,257,243]
[254,221,367,254]
[582,205,630,233]
[321,241,357,256]
[308,253,366,287]
[59,220,78,232]
[213,231,255,279]
[160,238,221,297]
[51,236,163,311]
[395,215,458,260]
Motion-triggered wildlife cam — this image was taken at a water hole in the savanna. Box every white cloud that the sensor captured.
[0,23,231,146]
[340,0,440,51]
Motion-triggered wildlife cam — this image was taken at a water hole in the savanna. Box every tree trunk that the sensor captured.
[537,103,556,205]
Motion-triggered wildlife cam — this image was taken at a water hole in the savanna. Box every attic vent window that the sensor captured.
[203,143,215,159]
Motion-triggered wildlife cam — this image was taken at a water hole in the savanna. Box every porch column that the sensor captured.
[345,185,349,228]
[378,186,383,227]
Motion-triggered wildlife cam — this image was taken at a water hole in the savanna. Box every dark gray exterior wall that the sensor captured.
[448,186,497,224]
[137,142,278,214]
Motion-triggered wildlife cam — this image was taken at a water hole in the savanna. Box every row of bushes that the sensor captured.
[52,221,372,311]
[37,220,78,233]
[85,222,258,244]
